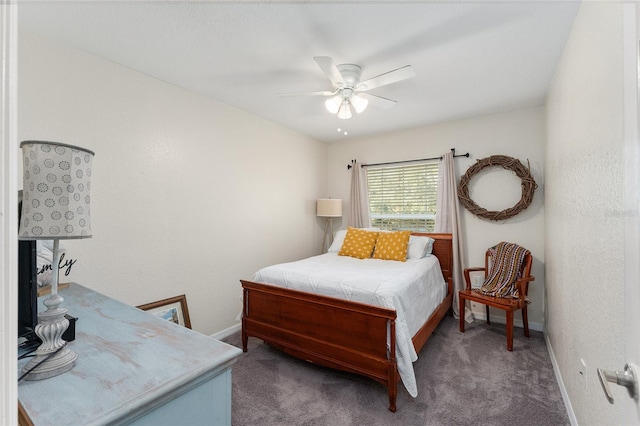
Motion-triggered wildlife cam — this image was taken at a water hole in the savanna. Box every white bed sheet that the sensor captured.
[253,253,447,398]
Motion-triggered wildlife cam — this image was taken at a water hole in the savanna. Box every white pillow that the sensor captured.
[327,228,380,253]
[327,229,347,253]
[407,236,435,259]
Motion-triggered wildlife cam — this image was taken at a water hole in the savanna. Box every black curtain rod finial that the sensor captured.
[451,148,470,158]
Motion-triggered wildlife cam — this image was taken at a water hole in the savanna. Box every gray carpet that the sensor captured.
[224,316,569,426]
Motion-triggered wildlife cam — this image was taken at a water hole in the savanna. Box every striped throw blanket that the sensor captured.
[479,242,530,298]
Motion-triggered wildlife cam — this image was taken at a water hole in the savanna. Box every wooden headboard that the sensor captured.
[411,232,453,285]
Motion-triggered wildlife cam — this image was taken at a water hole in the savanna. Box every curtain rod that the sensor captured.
[347,148,470,169]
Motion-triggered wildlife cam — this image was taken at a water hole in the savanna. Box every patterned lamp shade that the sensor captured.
[19,141,95,240]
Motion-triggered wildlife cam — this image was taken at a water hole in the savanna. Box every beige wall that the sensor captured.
[546,3,626,425]
[18,31,328,336]
[326,107,546,329]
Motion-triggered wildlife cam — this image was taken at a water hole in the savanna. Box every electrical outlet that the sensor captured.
[579,358,587,390]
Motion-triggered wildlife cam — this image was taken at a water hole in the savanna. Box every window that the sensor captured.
[366,161,439,232]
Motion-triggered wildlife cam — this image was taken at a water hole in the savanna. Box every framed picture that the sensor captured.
[137,295,192,329]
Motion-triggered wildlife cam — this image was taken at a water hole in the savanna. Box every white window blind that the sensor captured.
[366,161,439,231]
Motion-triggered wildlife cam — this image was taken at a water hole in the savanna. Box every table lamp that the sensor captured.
[19,141,95,380]
[317,198,342,253]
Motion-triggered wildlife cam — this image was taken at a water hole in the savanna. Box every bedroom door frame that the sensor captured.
[0,2,19,425]
[623,3,640,424]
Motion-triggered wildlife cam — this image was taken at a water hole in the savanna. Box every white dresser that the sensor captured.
[18,283,242,425]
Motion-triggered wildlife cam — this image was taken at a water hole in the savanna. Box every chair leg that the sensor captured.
[522,306,530,338]
[506,311,514,351]
[485,305,491,325]
[459,296,465,332]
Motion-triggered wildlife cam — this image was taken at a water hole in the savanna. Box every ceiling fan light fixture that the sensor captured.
[325,95,342,114]
[282,57,415,122]
[351,94,368,114]
[337,100,352,120]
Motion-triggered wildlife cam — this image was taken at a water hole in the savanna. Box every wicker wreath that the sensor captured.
[457,155,537,221]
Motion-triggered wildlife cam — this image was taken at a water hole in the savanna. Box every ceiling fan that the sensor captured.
[279,56,416,120]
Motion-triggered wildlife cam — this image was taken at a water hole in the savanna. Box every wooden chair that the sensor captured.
[459,250,534,351]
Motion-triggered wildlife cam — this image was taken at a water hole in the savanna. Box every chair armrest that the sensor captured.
[515,276,535,302]
[463,267,486,290]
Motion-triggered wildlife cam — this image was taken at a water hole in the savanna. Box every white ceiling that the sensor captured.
[18,1,580,143]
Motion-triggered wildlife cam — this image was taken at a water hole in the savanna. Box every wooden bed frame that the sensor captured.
[240,232,453,412]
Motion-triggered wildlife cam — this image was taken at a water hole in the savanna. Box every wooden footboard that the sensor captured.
[241,233,453,412]
[241,281,400,410]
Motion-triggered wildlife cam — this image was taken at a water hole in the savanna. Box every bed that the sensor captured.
[240,232,453,412]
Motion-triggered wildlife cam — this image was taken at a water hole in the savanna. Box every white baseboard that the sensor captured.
[210,323,241,341]
[545,332,578,426]
[469,310,543,332]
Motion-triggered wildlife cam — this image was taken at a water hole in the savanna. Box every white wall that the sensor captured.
[327,107,546,328]
[546,3,626,425]
[18,31,327,336]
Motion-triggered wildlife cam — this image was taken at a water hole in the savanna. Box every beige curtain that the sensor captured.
[349,161,371,228]
[435,152,472,321]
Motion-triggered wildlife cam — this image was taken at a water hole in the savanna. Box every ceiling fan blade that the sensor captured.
[313,56,345,87]
[359,93,397,109]
[356,65,416,91]
[278,90,336,97]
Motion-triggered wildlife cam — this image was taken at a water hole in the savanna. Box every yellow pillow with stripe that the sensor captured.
[372,231,412,262]
[338,227,379,259]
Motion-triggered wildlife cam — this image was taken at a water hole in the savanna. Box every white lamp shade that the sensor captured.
[351,94,368,114]
[317,199,342,217]
[19,141,95,240]
[337,100,352,120]
[325,95,342,114]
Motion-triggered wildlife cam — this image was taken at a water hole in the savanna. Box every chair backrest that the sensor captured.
[484,249,533,295]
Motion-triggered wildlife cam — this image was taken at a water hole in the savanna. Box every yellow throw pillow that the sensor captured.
[338,227,379,259]
[372,231,412,262]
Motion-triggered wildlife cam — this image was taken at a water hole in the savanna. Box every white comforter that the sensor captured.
[253,253,447,398]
